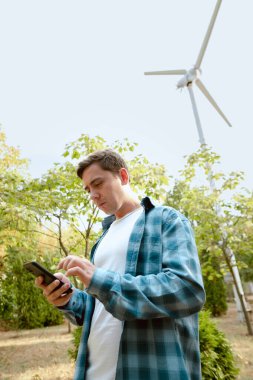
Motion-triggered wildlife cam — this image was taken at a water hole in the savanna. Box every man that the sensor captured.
[36,149,205,380]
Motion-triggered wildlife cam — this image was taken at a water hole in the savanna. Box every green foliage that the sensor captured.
[200,310,239,379]
[200,250,227,317]
[165,147,253,316]
[166,182,228,316]
[0,128,32,247]
[0,248,63,329]
[231,191,253,282]
[203,276,227,317]
[68,326,82,360]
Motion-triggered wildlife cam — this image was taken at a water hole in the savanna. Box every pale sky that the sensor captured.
[1,0,252,190]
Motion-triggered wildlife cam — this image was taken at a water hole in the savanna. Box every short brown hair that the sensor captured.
[77,149,129,179]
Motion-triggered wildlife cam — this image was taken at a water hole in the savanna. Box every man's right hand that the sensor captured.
[35,272,73,307]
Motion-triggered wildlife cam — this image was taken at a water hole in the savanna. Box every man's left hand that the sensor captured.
[58,255,96,288]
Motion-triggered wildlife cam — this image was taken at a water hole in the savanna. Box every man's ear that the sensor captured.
[119,168,129,185]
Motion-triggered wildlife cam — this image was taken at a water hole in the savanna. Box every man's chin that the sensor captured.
[99,203,110,214]
[100,206,116,216]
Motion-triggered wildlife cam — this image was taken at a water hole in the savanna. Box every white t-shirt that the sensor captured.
[86,207,143,380]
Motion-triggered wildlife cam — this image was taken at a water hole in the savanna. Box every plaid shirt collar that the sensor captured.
[102,196,155,231]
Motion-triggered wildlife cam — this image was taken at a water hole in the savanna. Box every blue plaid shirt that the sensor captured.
[60,197,205,380]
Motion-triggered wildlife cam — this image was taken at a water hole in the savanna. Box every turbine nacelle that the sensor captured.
[176,68,201,89]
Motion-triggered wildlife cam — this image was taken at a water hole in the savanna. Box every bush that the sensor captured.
[200,250,228,317]
[0,248,63,329]
[200,310,239,379]
[203,275,228,317]
[68,326,82,360]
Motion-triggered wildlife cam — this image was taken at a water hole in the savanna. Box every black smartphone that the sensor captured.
[24,261,72,295]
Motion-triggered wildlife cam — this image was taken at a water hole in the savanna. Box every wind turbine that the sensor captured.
[145,0,231,147]
[144,0,253,334]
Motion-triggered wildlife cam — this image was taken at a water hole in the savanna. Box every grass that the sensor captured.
[0,302,252,379]
[214,301,253,380]
[0,322,75,380]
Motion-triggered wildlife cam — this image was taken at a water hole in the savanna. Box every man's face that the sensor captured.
[82,163,127,215]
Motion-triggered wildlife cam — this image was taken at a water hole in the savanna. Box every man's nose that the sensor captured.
[90,190,99,201]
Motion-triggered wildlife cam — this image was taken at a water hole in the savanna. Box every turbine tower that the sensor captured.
[144,0,252,334]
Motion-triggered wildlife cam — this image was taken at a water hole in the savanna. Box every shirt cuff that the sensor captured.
[86,268,116,300]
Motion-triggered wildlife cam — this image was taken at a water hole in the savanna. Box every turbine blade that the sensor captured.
[195,79,232,127]
[195,0,222,69]
[144,69,186,76]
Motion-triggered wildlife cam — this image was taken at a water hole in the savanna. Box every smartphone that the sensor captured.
[24,261,72,295]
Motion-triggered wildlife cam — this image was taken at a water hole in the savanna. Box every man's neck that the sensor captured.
[115,199,141,219]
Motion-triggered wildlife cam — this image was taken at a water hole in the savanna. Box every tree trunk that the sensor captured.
[221,243,253,335]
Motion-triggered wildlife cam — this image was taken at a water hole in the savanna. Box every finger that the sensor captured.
[43,279,63,297]
[35,276,45,288]
[64,259,75,271]
[55,272,71,284]
[57,257,68,270]
[46,282,72,302]
[66,266,87,283]
[54,272,71,286]
[67,257,88,272]
[57,255,74,269]
[54,272,65,281]
[50,291,73,307]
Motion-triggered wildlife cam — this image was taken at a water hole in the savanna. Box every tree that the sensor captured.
[166,147,251,323]
[0,129,64,328]
[0,128,31,247]
[229,190,253,283]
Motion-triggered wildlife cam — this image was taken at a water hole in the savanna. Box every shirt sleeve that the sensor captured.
[86,210,206,321]
[57,288,87,326]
